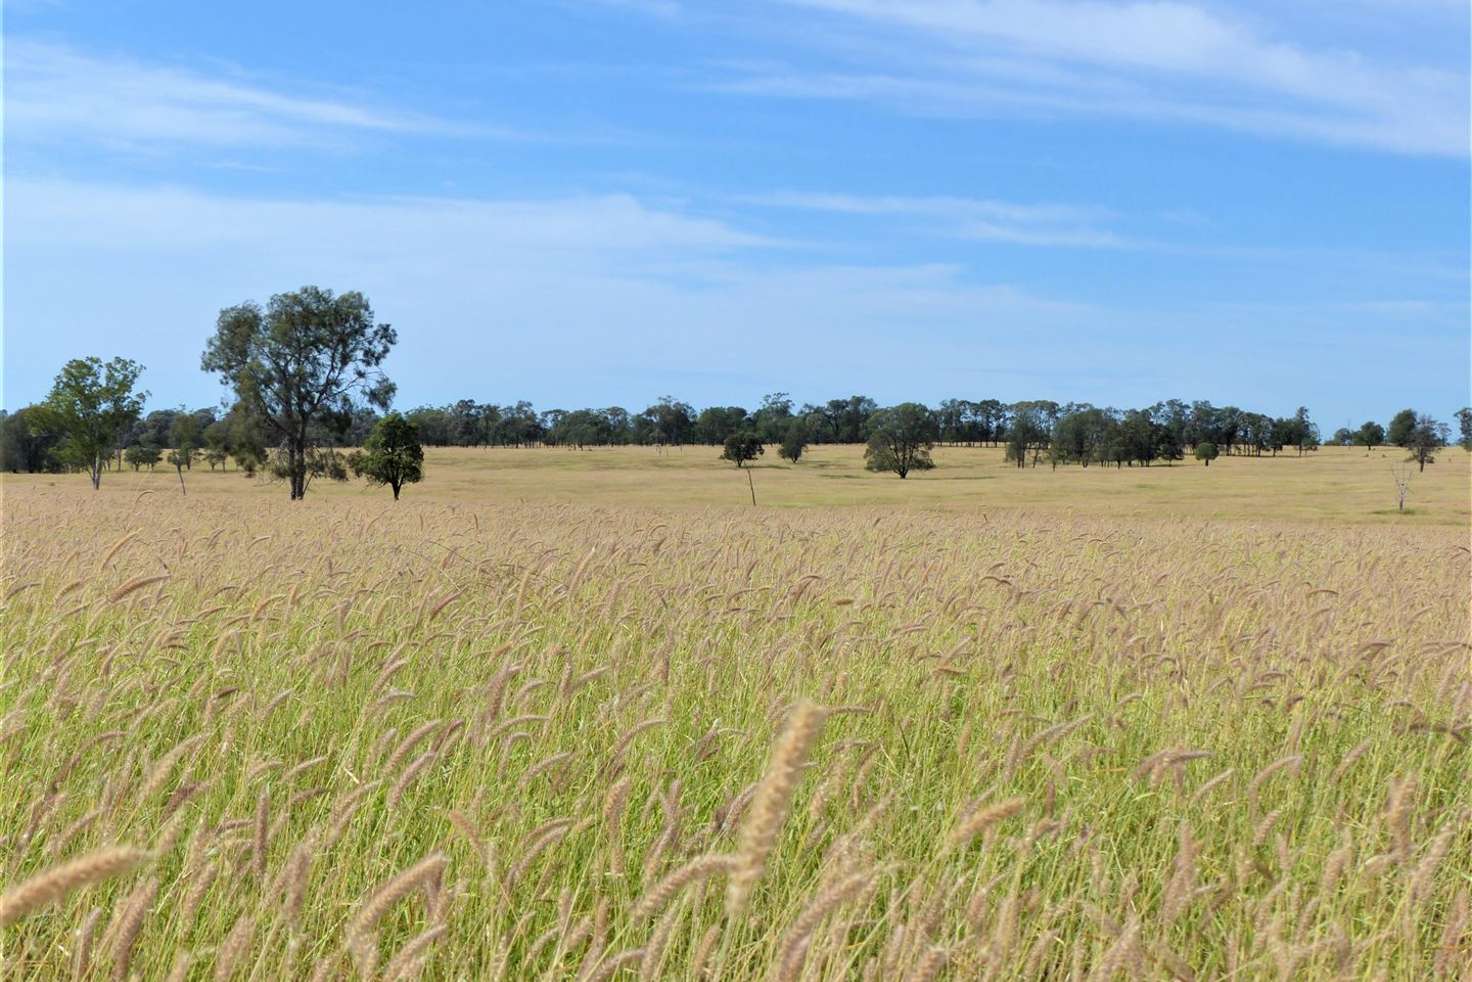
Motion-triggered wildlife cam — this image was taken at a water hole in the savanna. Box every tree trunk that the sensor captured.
[289,439,307,500]
[91,453,103,490]
[392,482,401,500]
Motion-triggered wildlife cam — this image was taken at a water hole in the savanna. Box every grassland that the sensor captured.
[15,442,1471,524]
[1,446,1469,979]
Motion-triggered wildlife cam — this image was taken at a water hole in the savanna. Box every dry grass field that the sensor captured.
[12,442,1470,523]
[2,445,1469,979]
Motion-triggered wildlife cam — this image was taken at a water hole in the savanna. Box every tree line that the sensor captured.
[3,285,1467,495]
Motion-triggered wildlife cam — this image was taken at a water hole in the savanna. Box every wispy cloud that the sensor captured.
[700,0,1470,156]
[5,40,488,151]
[8,178,783,255]
[5,177,1107,407]
[744,191,1131,247]
[6,177,1464,418]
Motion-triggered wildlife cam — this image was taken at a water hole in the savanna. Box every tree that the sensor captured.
[1289,406,1318,455]
[1386,409,1417,448]
[721,432,763,468]
[1005,409,1048,468]
[1051,408,1113,467]
[349,412,424,500]
[696,406,750,446]
[40,357,147,489]
[779,419,809,464]
[1119,410,1159,466]
[1194,442,1219,467]
[821,396,878,444]
[202,420,233,470]
[1404,414,1448,472]
[223,405,268,474]
[1,406,65,473]
[202,286,396,499]
[1355,421,1385,453]
[753,393,794,445]
[124,444,161,471]
[1456,407,1472,451]
[169,410,205,470]
[166,448,192,492]
[269,446,349,484]
[864,403,937,478]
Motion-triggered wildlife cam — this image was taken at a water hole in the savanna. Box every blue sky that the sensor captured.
[5,0,1469,427]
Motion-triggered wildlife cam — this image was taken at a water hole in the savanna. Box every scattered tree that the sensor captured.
[348,412,424,500]
[202,286,396,499]
[1355,421,1385,453]
[168,411,205,470]
[1386,408,1418,448]
[124,444,161,471]
[1195,442,1219,467]
[39,357,147,489]
[779,419,809,463]
[721,432,764,468]
[1456,407,1472,451]
[1404,414,1448,472]
[864,403,937,478]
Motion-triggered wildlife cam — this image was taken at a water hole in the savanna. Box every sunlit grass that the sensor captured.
[1,467,1468,978]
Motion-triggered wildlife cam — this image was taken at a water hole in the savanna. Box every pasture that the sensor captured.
[1,445,1469,978]
[16,442,1471,523]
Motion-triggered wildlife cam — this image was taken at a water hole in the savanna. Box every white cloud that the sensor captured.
[708,0,1470,155]
[5,40,483,151]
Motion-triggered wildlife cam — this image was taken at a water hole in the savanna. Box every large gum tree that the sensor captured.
[202,286,396,500]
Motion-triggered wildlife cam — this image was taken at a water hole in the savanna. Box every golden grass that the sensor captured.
[5,442,1468,523]
[0,464,1469,978]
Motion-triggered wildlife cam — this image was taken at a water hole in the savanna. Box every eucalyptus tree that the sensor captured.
[349,412,424,499]
[202,286,396,499]
[864,403,938,478]
[1405,414,1449,472]
[41,356,147,489]
[1356,421,1385,452]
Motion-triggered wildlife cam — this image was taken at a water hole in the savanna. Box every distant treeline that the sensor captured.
[397,396,1320,459]
[6,392,1466,474]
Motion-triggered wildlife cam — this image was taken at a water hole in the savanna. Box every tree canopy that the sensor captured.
[1404,414,1449,472]
[720,432,764,468]
[864,403,937,478]
[1386,409,1418,448]
[349,412,425,499]
[39,357,147,489]
[779,419,809,464]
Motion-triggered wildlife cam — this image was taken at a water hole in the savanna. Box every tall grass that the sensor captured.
[1,484,1468,978]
